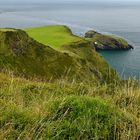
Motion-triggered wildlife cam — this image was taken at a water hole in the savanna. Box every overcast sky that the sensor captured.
[0,0,140,2]
[0,0,140,4]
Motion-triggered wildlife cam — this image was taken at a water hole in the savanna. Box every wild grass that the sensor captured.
[0,72,140,140]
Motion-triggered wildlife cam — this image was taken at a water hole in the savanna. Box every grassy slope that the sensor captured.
[0,29,65,79]
[25,25,118,82]
[0,26,118,83]
[0,73,140,139]
[0,28,105,82]
[25,25,82,49]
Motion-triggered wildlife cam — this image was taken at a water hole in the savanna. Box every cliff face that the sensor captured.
[85,30,134,50]
[0,28,118,83]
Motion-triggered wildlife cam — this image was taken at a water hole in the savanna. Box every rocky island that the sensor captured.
[85,30,134,50]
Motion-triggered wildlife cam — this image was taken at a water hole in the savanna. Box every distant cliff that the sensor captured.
[85,30,134,50]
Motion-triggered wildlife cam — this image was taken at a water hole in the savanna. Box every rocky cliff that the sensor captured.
[85,30,134,50]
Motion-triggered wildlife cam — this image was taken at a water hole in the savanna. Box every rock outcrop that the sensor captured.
[85,30,134,50]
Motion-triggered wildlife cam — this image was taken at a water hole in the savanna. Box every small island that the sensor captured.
[85,30,134,50]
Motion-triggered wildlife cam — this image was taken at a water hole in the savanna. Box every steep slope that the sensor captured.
[0,28,62,79]
[0,27,117,82]
[85,30,134,50]
[60,41,118,82]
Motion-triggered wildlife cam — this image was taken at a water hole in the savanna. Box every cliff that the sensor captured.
[0,27,118,83]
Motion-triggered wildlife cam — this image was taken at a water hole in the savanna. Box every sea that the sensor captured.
[0,2,140,80]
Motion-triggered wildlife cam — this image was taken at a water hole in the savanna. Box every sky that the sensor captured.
[0,0,140,5]
[0,0,140,3]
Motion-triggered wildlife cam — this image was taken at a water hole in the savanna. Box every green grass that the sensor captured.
[25,25,82,49]
[0,72,140,139]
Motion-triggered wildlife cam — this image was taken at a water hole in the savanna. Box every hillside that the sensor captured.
[0,26,117,82]
[25,25,119,81]
[0,28,70,80]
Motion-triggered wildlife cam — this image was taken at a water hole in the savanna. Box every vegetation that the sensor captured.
[25,25,82,49]
[0,72,140,139]
[0,26,117,83]
[0,25,139,139]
